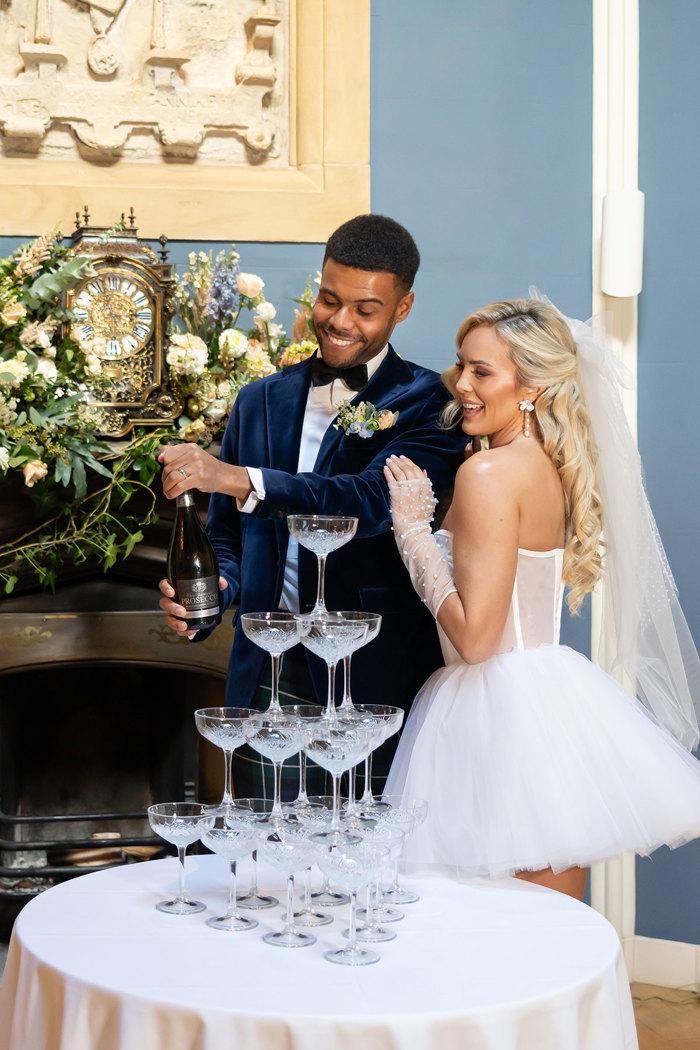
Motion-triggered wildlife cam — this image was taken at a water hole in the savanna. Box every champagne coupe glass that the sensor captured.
[352,824,405,940]
[358,706,405,810]
[240,613,302,714]
[229,798,278,910]
[257,824,318,948]
[147,802,210,915]
[316,841,389,966]
[200,807,258,932]
[296,615,368,717]
[340,704,403,822]
[304,719,373,842]
[278,703,324,814]
[297,795,350,908]
[194,707,251,805]
[242,712,316,824]
[287,515,358,617]
[334,612,383,713]
[377,796,429,906]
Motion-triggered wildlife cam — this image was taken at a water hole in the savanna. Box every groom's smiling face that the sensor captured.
[312,259,414,369]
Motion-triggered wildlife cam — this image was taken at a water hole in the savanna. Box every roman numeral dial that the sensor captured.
[71,270,155,359]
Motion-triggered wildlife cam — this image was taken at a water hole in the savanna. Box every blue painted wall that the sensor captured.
[634,0,700,944]
[4,1,698,942]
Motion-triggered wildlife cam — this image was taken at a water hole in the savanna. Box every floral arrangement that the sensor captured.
[0,231,319,594]
[166,248,318,446]
[334,400,399,438]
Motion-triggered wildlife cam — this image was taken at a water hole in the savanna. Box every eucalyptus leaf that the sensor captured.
[74,449,113,479]
[54,456,72,486]
[71,455,87,500]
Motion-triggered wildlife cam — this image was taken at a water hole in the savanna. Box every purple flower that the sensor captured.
[206,249,241,326]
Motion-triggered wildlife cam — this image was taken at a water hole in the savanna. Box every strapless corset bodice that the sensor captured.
[434,530,565,664]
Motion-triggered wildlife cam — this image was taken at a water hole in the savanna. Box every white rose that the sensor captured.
[254,300,276,322]
[85,354,102,376]
[166,333,209,376]
[0,357,30,387]
[236,273,264,298]
[203,398,229,422]
[0,447,9,471]
[36,329,52,350]
[36,357,58,381]
[43,345,56,359]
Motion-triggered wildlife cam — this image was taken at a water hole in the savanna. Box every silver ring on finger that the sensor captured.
[178,467,189,479]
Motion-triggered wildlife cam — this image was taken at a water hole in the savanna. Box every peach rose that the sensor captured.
[22,460,48,487]
[0,300,27,327]
[378,411,398,430]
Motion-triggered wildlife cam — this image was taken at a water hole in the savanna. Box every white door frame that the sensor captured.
[590,0,700,988]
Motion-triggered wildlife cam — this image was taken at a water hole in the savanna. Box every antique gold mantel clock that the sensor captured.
[64,207,182,437]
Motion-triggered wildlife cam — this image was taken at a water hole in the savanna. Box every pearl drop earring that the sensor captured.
[519,399,534,437]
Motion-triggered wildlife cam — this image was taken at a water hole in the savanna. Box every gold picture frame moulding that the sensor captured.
[0,0,370,243]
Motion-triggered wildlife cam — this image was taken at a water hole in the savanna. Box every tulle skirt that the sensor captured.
[385,644,700,878]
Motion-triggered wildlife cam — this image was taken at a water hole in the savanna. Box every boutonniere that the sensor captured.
[334,400,399,438]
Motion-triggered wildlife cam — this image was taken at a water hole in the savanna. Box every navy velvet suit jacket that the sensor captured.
[205,345,467,712]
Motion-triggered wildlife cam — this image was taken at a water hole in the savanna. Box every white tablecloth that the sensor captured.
[0,854,638,1050]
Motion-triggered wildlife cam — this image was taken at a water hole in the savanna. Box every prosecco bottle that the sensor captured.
[168,492,222,630]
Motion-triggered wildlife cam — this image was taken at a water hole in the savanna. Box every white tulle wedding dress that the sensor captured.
[385,531,700,878]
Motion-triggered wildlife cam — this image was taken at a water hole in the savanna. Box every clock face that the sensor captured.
[71,270,155,359]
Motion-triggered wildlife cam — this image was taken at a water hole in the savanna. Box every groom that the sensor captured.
[159,214,467,795]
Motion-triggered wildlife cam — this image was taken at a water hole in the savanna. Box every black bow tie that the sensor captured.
[310,355,368,392]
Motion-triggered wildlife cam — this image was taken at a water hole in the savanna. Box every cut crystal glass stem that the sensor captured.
[360,752,374,804]
[268,653,282,714]
[326,658,338,717]
[298,751,309,805]
[176,845,186,902]
[313,553,328,615]
[227,860,237,915]
[222,750,234,805]
[340,653,353,710]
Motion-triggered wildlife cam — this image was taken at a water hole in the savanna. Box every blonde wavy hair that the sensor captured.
[441,299,603,613]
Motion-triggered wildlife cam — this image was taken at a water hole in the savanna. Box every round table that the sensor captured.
[0,854,638,1050]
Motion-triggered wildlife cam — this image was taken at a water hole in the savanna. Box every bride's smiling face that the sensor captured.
[454,324,535,445]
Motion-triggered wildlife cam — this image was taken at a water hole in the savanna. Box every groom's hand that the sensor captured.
[159,444,253,502]
[158,576,228,638]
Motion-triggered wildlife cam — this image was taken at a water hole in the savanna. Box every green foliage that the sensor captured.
[0,430,168,594]
[21,256,96,311]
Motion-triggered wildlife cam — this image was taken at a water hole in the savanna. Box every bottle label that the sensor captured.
[175,575,220,620]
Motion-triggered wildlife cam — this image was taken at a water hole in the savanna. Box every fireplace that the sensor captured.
[0,574,234,921]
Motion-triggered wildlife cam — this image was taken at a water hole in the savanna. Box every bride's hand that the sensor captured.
[383,455,428,483]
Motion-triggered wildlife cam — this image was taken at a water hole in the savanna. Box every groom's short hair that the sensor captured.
[324,214,420,293]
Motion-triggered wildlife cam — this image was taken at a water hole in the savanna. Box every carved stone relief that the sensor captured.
[0,0,288,164]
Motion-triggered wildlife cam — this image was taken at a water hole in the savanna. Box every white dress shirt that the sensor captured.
[238,348,388,611]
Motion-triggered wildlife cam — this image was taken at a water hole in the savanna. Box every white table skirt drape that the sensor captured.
[0,854,638,1050]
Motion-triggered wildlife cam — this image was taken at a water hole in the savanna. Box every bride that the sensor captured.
[383,296,700,899]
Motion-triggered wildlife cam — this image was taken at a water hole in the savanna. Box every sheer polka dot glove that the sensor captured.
[387,474,457,619]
